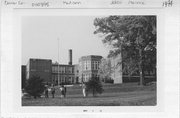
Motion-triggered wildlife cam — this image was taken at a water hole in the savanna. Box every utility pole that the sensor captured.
[57,38,60,85]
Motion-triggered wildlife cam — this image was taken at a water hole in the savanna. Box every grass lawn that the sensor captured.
[22,83,156,106]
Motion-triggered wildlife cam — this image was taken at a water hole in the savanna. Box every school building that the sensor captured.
[24,49,123,85]
[78,55,103,82]
[26,58,52,84]
[51,63,75,85]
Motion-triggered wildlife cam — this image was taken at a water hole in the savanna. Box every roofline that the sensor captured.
[29,58,52,61]
[52,64,75,66]
[79,55,103,58]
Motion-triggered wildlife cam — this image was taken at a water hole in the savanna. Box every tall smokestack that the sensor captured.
[68,49,72,65]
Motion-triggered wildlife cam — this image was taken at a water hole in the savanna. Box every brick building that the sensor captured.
[26,59,52,84]
[24,49,124,85]
[51,63,75,85]
[25,49,77,85]
[24,54,123,85]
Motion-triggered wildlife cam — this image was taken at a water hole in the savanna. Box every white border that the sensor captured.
[1,5,179,118]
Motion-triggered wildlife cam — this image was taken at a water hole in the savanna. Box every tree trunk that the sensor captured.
[139,48,144,85]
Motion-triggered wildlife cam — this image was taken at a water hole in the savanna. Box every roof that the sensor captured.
[79,55,103,60]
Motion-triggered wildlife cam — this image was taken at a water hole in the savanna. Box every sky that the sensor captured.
[22,16,110,65]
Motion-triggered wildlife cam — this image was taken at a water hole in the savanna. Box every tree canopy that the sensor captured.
[94,16,156,85]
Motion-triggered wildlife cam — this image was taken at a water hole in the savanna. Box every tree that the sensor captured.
[86,77,103,97]
[98,58,113,82]
[25,76,45,99]
[94,16,156,85]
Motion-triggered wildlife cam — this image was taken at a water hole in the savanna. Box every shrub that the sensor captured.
[25,76,45,99]
[86,77,103,97]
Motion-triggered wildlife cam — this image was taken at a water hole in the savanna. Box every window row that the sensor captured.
[52,66,74,73]
[81,61,100,70]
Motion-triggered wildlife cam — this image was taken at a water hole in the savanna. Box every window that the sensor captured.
[91,61,93,70]
[55,66,58,73]
[62,67,65,73]
[62,77,64,82]
[97,61,99,70]
[58,66,61,73]
[93,61,98,70]
[97,61,100,69]
[63,67,65,73]
[72,67,74,74]
[93,61,100,70]
[59,66,61,73]
[72,77,74,83]
[68,67,70,73]
[87,61,91,70]
[69,77,71,83]
[84,61,88,70]
[68,67,73,73]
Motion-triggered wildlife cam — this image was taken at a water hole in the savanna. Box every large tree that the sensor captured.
[94,16,156,85]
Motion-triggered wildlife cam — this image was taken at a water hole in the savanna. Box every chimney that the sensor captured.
[68,49,72,65]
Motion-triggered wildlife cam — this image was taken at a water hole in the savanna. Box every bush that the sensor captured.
[25,76,45,99]
[86,77,103,97]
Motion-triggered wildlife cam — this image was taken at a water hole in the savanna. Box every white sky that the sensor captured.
[22,16,109,65]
